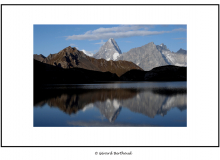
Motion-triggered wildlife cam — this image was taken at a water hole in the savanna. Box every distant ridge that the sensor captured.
[94,40,187,71]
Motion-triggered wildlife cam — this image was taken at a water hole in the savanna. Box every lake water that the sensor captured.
[34,82,187,127]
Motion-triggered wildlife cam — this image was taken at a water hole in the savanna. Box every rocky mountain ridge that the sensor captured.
[34,46,143,77]
[117,42,169,71]
[33,54,46,62]
[117,42,187,70]
[92,38,187,70]
[156,43,187,67]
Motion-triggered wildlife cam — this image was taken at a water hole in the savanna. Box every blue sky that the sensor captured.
[34,25,186,57]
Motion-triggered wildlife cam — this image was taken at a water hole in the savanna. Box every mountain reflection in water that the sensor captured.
[34,83,186,125]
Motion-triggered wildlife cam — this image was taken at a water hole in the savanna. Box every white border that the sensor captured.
[2,5,218,147]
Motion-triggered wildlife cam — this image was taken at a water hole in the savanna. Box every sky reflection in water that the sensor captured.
[34,82,187,127]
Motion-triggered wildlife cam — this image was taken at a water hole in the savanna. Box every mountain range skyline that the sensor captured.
[34,25,187,57]
[35,40,186,59]
[35,38,187,71]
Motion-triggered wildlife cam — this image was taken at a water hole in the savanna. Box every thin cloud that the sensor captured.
[66,25,186,41]
[70,43,77,46]
[94,40,105,45]
[86,25,147,34]
[66,30,167,40]
[173,37,186,40]
[172,28,186,32]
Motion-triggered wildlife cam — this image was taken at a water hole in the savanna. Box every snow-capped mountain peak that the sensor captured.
[106,38,122,54]
[94,38,122,61]
[108,38,113,43]
[117,42,187,71]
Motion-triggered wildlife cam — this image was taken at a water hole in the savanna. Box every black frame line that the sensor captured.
[1,4,219,147]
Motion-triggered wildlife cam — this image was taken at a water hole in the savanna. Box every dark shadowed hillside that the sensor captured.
[120,65,187,81]
[34,59,119,87]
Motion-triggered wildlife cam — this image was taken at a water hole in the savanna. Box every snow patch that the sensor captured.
[82,103,94,112]
[113,99,120,109]
[113,52,120,60]
[106,99,111,104]
[175,63,186,66]
[161,51,175,64]
[136,94,140,99]
[81,50,93,57]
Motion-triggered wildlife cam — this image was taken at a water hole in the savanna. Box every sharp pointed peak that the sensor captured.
[177,48,185,51]
[107,38,115,42]
[177,48,187,54]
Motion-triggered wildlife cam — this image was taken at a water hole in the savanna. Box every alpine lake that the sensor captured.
[34,81,187,127]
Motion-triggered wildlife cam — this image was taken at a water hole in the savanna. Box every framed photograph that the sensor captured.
[1,4,218,149]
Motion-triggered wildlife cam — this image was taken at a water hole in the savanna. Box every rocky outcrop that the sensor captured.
[33,54,45,62]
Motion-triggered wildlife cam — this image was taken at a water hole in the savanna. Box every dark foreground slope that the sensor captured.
[120,65,187,81]
[34,59,119,87]
[34,60,186,89]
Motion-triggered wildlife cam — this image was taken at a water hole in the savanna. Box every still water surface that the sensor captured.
[34,82,187,127]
